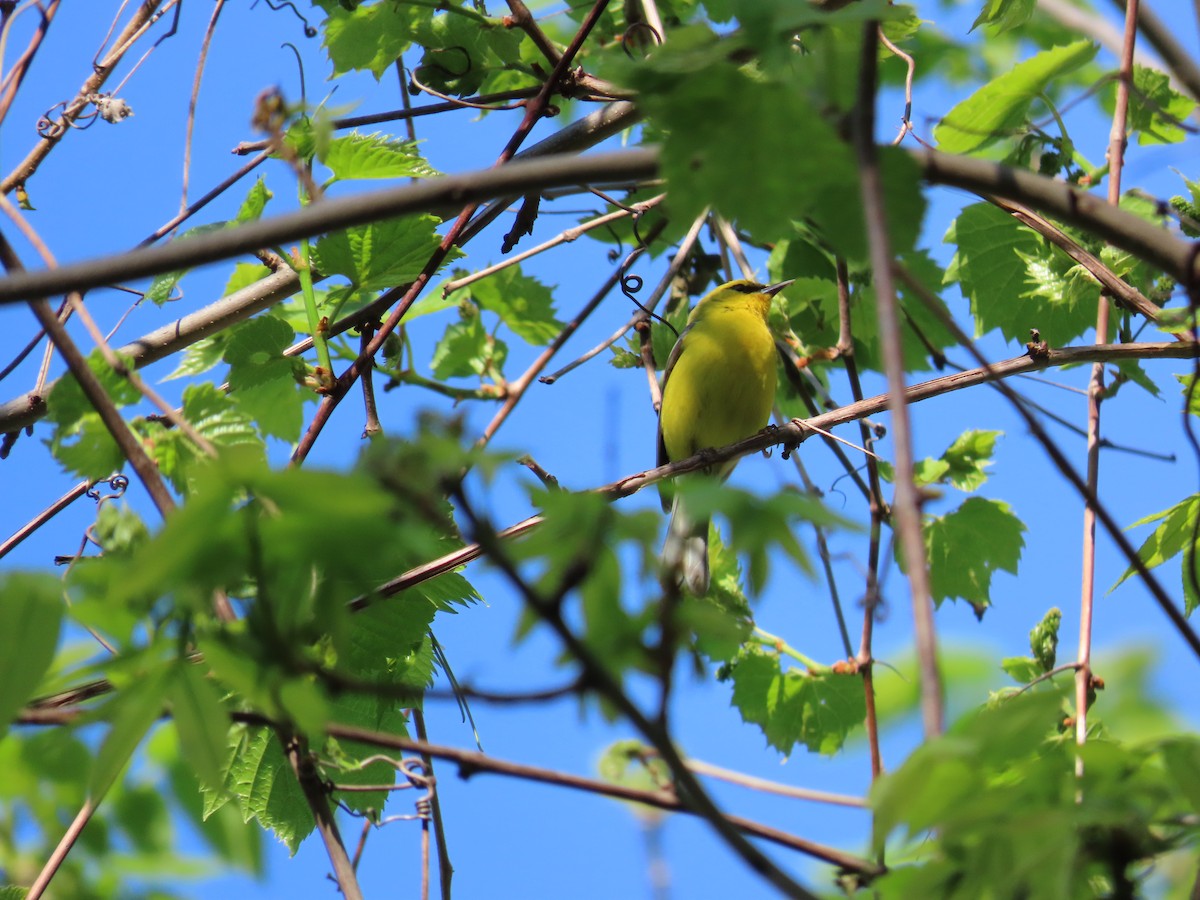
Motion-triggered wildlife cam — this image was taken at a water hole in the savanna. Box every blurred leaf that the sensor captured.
[431,313,507,380]
[223,314,304,442]
[170,662,230,789]
[971,0,1036,33]
[91,662,173,797]
[0,573,63,740]
[235,176,273,223]
[935,40,1097,153]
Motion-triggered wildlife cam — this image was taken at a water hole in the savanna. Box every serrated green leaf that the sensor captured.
[936,41,1097,153]
[946,202,1102,346]
[466,266,563,345]
[315,0,427,78]
[312,214,459,292]
[940,429,1000,492]
[728,648,864,755]
[0,573,63,740]
[170,662,229,789]
[1110,65,1198,146]
[411,9,522,96]
[225,726,314,853]
[919,496,1026,614]
[163,334,228,381]
[322,132,440,182]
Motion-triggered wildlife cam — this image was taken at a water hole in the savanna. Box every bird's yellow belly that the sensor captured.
[660,317,776,464]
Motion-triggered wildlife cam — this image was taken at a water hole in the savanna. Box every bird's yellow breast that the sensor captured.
[659,297,777,466]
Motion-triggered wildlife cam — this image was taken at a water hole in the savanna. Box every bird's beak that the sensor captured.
[763,279,794,297]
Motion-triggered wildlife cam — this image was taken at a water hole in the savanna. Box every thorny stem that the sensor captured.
[855,20,944,737]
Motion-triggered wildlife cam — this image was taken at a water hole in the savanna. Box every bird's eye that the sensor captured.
[730,282,764,294]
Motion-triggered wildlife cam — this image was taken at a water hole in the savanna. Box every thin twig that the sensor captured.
[1,0,164,193]
[855,20,943,737]
[412,709,453,900]
[178,0,226,220]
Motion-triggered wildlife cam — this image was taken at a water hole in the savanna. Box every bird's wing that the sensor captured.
[656,324,690,511]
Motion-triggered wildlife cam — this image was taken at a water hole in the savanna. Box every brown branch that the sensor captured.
[349,339,1200,612]
[0,222,174,517]
[0,149,659,307]
[0,0,62,127]
[281,731,364,900]
[310,721,882,876]
[1,0,165,194]
[855,19,943,738]
[895,267,1200,665]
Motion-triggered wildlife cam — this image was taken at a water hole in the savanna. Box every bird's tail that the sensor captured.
[662,493,710,595]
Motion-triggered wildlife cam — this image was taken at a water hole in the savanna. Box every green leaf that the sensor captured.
[940,429,1001,492]
[315,0,427,78]
[1113,494,1200,614]
[48,414,129,481]
[223,315,304,442]
[727,647,865,755]
[163,333,228,381]
[322,132,440,182]
[0,573,63,740]
[311,214,459,292]
[465,266,564,345]
[919,496,1026,615]
[90,662,173,797]
[1111,65,1198,146]
[945,202,1102,346]
[1029,606,1061,671]
[935,40,1098,153]
[1000,655,1044,684]
[170,662,230,789]
[46,349,142,429]
[411,11,523,96]
[222,725,314,853]
[235,176,273,223]
[631,56,861,244]
[970,0,1036,33]
[430,313,507,380]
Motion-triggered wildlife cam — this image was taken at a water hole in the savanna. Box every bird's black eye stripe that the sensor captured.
[730,281,765,294]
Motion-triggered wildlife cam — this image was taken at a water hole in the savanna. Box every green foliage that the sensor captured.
[946,202,1105,346]
[725,646,865,755]
[311,214,461,292]
[322,132,440,183]
[918,496,1026,616]
[1114,494,1200,615]
[872,690,1200,899]
[0,573,62,741]
[935,40,1098,154]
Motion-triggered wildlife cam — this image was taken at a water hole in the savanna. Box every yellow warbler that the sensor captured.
[657,278,792,594]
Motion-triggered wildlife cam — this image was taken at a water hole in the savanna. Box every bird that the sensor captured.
[657,278,793,594]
